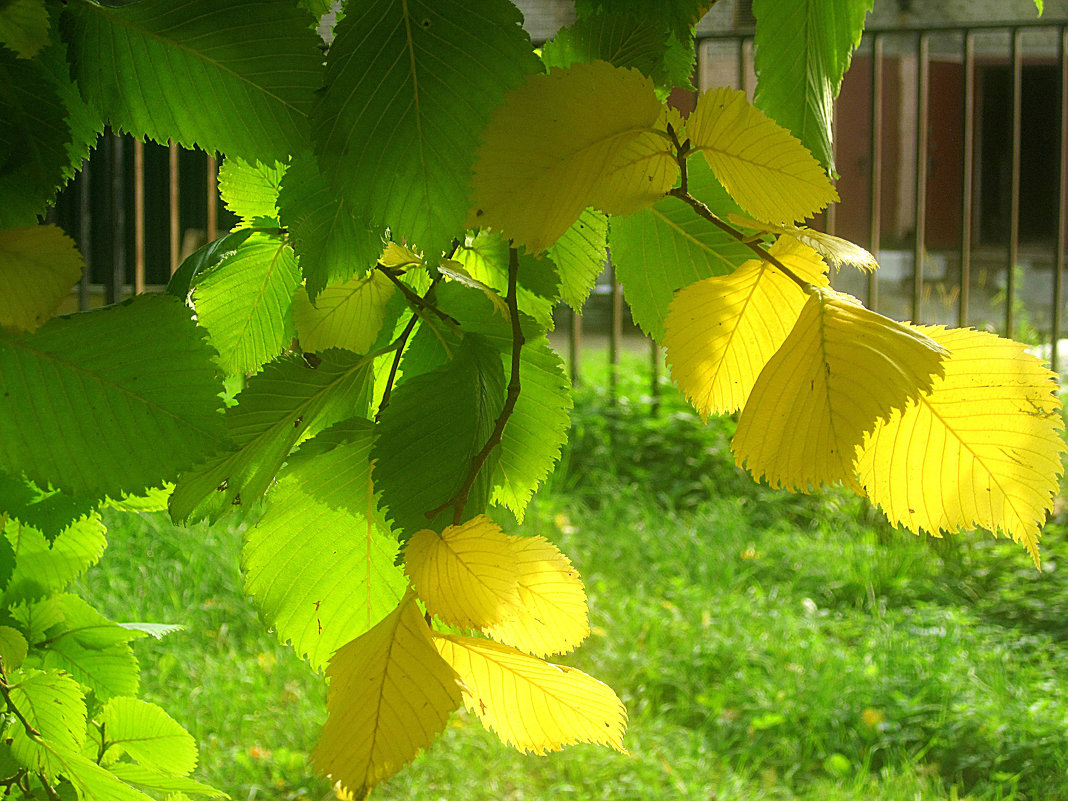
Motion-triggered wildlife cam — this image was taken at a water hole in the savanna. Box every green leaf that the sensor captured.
[0,224,83,333]
[2,515,107,606]
[542,11,670,77]
[431,286,572,520]
[0,293,226,499]
[100,698,197,776]
[0,0,50,59]
[573,0,707,45]
[0,45,71,227]
[547,209,608,310]
[753,0,872,171]
[277,152,384,300]
[62,0,323,162]
[609,157,754,339]
[166,229,252,301]
[191,231,302,377]
[39,595,142,700]
[373,335,506,538]
[0,473,94,545]
[0,625,28,669]
[312,0,540,258]
[169,350,373,523]
[244,469,406,670]
[7,669,86,767]
[218,158,286,222]
[107,763,224,798]
[15,738,156,801]
[454,231,558,329]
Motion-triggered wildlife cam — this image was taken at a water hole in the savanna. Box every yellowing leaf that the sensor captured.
[733,288,948,492]
[664,237,828,417]
[379,242,423,271]
[312,592,462,800]
[404,516,522,630]
[686,87,838,224]
[483,535,589,657]
[729,215,879,272]
[0,225,83,333]
[293,269,394,354]
[433,633,626,755]
[856,327,1067,566]
[471,61,675,253]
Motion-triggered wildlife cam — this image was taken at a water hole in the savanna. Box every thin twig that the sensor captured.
[666,126,814,294]
[376,276,444,421]
[427,247,525,523]
[0,664,40,739]
[376,265,459,326]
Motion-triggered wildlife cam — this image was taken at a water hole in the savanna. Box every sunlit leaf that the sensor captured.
[686,86,838,224]
[218,158,286,222]
[0,225,83,334]
[1,515,106,605]
[665,237,828,417]
[857,327,1067,565]
[99,697,197,776]
[311,592,462,799]
[547,208,608,310]
[293,269,394,355]
[434,634,626,755]
[471,61,675,253]
[729,215,879,272]
[404,516,522,629]
[483,535,589,657]
[733,288,947,491]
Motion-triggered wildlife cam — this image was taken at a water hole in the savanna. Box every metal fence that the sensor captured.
[52,18,1068,391]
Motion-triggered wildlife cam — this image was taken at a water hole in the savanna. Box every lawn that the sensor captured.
[78,352,1068,800]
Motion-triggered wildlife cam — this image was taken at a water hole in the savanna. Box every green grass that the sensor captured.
[77,351,1068,800]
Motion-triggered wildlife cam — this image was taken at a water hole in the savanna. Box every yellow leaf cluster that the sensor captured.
[664,237,829,418]
[686,87,839,224]
[470,61,676,253]
[312,592,462,800]
[404,515,589,656]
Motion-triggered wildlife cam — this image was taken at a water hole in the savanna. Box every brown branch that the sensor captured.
[666,124,814,294]
[427,247,525,524]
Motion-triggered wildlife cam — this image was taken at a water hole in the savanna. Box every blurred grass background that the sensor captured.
[78,350,1068,800]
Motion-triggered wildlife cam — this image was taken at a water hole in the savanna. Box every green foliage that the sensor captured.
[0,0,1060,796]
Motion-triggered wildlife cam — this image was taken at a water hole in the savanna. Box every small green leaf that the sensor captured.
[0,625,28,670]
[0,0,51,59]
[2,515,107,605]
[100,698,197,776]
[169,350,373,523]
[548,208,608,310]
[7,668,87,758]
[0,224,83,334]
[192,232,302,377]
[108,763,225,798]
[218,157,286,222]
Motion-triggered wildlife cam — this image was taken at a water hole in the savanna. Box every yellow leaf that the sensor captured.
[470,61,675,253]
[311,592,462,800]
[686,87,839,224]
[433,633,626,755]
[404,516,522,630]
[293,269,394,354]
[733,288,948,492]
[379,241,423,270]
[0,225,83,333]
[664,237,828,418]
[483,535,589,657]
[437,259,510,319]
[856,327,1066,566]
[728,215,879,273]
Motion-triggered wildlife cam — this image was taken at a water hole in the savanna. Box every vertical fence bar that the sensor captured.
[78,159,91,311]
[650,339,660,415]
[826,98,838,237]
[960,30,975,327]
[1055,26,1068,374]
[107,132,126,305]
[1007,27,1023,337]
[169,140,180,275]
[912,33,930,322]
[133,139,145,295]
[738,38,748,94]
[869,34,883,311]
[569,306,582,388]
[207,153,218,242]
